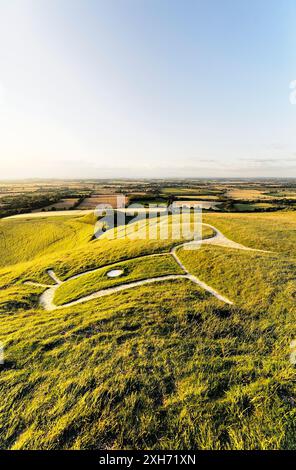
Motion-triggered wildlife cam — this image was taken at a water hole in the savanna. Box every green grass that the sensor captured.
[0,211,295,449]
[0,214,94,268]
[1,280,295,450]
[204,212,296,256]
[54,254,183,306]
[0,283,44,313]
[177,246,295,313]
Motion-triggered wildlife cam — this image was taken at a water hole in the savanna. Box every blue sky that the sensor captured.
[0,0,295,178]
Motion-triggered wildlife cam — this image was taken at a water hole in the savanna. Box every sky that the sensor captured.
[0,0,295,179]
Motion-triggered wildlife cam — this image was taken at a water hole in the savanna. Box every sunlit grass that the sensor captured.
[0,211,295,449]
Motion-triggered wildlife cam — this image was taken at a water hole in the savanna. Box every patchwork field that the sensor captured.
[77,195,127,209]
[0,209,295,450]
[161,187,222,196]
[172,200,221,210]
[32,198,79,212]
[233,202,279,211]
[226,189,274,200]
[0,179,295,217]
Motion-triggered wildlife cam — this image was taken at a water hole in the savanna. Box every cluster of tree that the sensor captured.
[0,193,61,218]
[220,198,293,213]
[71,196,86,209]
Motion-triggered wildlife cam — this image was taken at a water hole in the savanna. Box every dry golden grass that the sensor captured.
[226,189,273,200]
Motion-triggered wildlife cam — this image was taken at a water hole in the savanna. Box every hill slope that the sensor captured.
[0,211,295,449]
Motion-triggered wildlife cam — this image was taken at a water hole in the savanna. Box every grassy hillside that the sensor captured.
[204,212,296,256]
[0,211,295,449]
[0,214,94,268]
[178,247,295,313]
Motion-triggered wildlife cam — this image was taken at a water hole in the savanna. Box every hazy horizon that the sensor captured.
[1,175,296,183]
[0,0,296,178]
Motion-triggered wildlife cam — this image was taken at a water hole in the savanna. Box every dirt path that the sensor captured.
[46,269,62,285]
[29,223,267,311]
